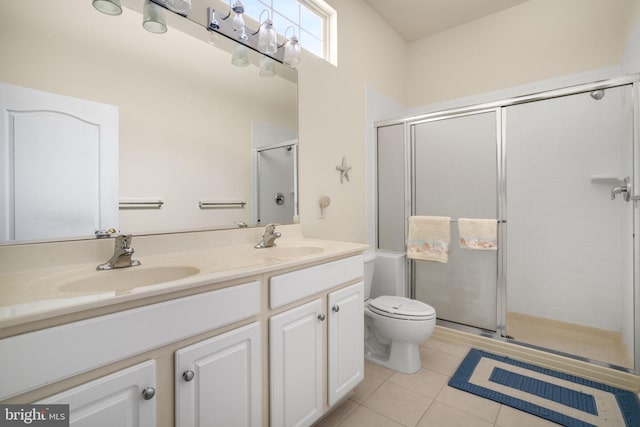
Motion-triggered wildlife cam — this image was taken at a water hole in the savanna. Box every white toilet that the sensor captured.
[363,250,436,374]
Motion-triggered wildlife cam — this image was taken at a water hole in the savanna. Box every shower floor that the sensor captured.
[506,312,633,369]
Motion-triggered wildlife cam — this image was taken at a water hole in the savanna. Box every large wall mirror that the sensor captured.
[0,0,298,244]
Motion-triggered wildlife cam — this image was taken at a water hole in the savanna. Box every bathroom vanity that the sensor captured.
[0,225,367,426]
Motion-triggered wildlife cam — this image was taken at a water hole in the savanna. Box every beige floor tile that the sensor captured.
[420,346,464,376]
[350,373,385,403]
[388,368,449,399]
[313,399,359,427]
[416,402,494,427]
[350,373,384,404]
[362,381,433,427]
[339,406,404,427]
[423,338,471,357]
[495,405,562,427]
[364,359,395,380]
[436,385,500,423]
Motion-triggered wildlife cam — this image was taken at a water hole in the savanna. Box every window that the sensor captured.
[241,0,336,64]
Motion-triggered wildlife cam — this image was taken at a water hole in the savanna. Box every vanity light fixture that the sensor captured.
[143,0,168,33]
[255,10,277,55]
[281,26,301,69]
[92,0,123,15]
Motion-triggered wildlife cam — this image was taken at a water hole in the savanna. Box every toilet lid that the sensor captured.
[368,296,436,320]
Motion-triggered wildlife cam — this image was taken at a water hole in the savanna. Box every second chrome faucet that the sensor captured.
[97,234,141,270]
[255,224,281,248]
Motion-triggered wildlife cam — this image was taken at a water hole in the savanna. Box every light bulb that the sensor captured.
[233,13,245,31]
[231,0,245,31]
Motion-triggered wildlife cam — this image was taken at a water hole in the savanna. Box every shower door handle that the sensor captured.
[611,177,631,201]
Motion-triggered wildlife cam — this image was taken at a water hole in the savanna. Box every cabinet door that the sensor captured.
[175,322,261,427]
[328,282,364,406]
[270,299,323,427]
[37,360,156,427]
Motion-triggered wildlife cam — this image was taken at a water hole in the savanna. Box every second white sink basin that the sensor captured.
[58,266,201,293]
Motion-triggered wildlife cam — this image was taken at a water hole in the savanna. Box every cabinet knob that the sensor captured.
[332,305,340,313]
[141,387,156,400]
[183,370,195,382]
[317,313,326,321]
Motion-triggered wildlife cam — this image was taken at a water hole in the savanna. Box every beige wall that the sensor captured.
[406,0,640,107]
[296,0,407,243]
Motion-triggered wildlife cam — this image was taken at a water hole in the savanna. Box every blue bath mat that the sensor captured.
[448,349,640,426]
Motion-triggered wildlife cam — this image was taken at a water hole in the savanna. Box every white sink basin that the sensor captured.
[259,246,324,259]
[57,266,201,293]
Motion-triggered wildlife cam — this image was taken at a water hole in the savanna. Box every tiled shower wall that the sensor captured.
[504,86,633,337]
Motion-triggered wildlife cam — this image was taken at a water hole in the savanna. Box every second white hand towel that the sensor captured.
[407,216,451,263]
[458,218,498,250]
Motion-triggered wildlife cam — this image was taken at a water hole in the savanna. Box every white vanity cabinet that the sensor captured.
[270,299,324,427]
[38,360,157,427]
[269,255,364,427]
[328,282,364,406]
[175,322,262,427]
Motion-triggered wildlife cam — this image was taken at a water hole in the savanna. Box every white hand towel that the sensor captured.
[458,218,497,250]
[407,216,451,263]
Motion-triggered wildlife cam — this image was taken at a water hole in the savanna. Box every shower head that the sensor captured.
[590,89,605,100]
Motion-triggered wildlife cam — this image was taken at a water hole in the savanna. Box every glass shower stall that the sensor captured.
[375,76,639,372]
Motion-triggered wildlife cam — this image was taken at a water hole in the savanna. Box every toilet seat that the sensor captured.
[368,296,436,321]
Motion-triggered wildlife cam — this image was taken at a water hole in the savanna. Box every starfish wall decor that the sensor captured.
[336,157,351,183]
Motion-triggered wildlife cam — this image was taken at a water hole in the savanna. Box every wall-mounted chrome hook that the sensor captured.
[611,177,631,201]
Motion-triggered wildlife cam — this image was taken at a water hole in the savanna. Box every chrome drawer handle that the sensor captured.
[317,313,326,321]
[332,305,340,313]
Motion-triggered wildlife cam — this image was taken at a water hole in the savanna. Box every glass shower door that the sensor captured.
[412,110,500,331]
[504,86,635,368]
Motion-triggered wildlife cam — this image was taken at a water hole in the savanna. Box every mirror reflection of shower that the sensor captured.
[254,141,298,225]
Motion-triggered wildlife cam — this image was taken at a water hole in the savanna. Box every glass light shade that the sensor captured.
[283,36,301,68]
[143,0,168,34]
[231,44,250,67]
[257,19,277,55]
[259,56,275,77]
[92,0,122,15]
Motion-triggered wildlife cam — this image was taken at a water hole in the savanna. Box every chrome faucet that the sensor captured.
[255,223,281,248]
[97,234,142,270]
[611,177,631,201]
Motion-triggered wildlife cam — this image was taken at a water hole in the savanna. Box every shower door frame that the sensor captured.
[375,73,640,374]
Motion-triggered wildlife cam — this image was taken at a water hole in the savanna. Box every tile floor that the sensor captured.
[315,337,561,427]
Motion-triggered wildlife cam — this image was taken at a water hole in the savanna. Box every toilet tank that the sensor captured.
[363,250,376,299]
[371,251,407,299]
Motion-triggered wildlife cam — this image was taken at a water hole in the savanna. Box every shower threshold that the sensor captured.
[436,317,635,373]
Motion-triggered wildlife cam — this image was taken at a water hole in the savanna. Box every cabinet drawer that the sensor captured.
[0,281,260,400]
[270,255,363,308]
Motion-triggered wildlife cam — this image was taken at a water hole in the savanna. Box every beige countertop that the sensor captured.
[0,227,367,331]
